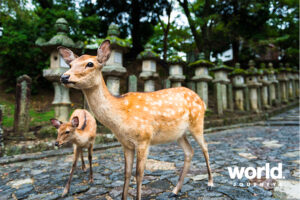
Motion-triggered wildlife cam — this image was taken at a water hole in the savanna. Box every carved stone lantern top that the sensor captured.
[35,18,84,52]
[229,63,247,88]
[211,59,233,84]
[277,63,289,81]
[267,62,278,84]
[190,52,213,82]
[245,60,261,87]
[168,54,186,82]
[258,63,271,85]
[35,18,83,82]
[101,24,128,77]
[137,44,160,61]
[139,44,159,80]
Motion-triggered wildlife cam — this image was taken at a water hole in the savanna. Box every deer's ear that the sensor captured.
[71,116,79,128]
[97,40,111,64]
[57,46,78,65]
[50,118,62,129]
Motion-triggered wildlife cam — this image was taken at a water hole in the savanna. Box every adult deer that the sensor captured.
[58,40,213,199]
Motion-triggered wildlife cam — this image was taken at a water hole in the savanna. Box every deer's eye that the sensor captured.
[86,62,94,68]
[65,131,70,134]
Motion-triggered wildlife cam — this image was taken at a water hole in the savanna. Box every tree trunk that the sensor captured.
[232,39,239,63]
[130,0,143,58]
[178,0,202,52]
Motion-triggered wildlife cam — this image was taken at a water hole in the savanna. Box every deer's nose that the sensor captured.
[55,141,59,146]
[60,74,70,84]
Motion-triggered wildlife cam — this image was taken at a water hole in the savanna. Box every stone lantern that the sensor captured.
[229,63,247,111]
[245,60,262,113]
[35,18,83,122]
[257,64,271,109]
[277,63,289,104]
[101,24,130,95]
[211,59,233,115]
[267,62,278,106]
[138,44,159,92]
[211,59,233,111]
[168,55,186,88]
[285,63,294,101]
[189,53,213,107]
[292,67,299,98]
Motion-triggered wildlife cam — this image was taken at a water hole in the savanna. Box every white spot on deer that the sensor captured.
[134,116,139,120]
[124,100,129,105]
[138,96,141,99]
[144,107,149,111]
[136,105,140,109]
[157,100,162,106]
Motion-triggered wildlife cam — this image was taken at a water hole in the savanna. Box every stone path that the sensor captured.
[0,108,299,200]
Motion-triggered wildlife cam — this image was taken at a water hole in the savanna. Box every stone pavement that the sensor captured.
[0,108,299,200]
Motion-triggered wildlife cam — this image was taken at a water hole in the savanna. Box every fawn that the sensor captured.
[50,109,96,197]
[58,40,213,199]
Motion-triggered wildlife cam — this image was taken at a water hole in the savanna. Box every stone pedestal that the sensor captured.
[267,63,278,106]
[246,60,261,113]
[138,44,159,92]
[13,75,32,137]
[293,70,299,98]
[211,60,232,112]
[258,68,271,110]
[277,65,289,104]
[190,54,213,107]
[230,63,246,111]
[244,87,250,111]
[168,62,185,88]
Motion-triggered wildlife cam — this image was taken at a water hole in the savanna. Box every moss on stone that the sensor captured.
[189,59,214,68]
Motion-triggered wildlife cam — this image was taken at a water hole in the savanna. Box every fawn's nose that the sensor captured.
[55,141,59,146]
[60,74,70,84]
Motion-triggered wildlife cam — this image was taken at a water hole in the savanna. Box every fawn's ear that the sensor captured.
[57,46,78,65]
[97,40,111,64]
[71,116,79,128]
[50,118,62,129]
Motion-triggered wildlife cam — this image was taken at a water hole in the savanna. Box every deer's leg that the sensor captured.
[170,135,194,197]
[88,144,93,183]
[81,149,86,171]
[122,147,135,200]
[136,143,149,200]
[62,146,80,197]
[191,121,214,190]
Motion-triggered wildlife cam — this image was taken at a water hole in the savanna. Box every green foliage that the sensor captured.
[0,99,55,128]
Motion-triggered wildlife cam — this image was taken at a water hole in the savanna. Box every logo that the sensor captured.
[228,163,283,180]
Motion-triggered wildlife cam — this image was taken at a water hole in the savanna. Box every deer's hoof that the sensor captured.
[207,186,213,191]
[82,166,87,172]
[61,188,69,197]
[168,192,178,198]
[89,178,94,184]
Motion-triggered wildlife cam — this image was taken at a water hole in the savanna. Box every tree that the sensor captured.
[79,0,171,58]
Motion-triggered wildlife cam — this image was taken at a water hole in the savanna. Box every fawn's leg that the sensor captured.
[62,146,80,197]
[136,142,149,200]
[122,147,135,200]
[88,144,93,183]
[191,119,214,189]
[81,149,86,171]
[170,135,194,197]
